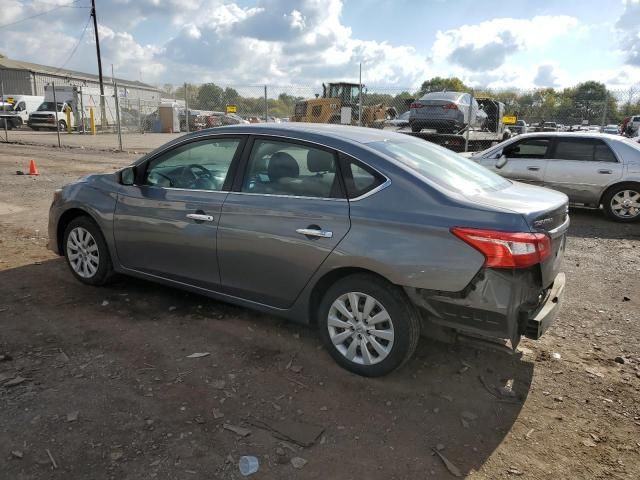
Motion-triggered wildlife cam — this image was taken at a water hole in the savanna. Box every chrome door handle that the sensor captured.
[296,228,333,238]
[527,166,540,171]
[598,169,612,174]
[186,213,214,222]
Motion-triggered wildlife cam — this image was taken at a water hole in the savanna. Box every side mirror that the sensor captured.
[495,154,508,169]
[120,167,135,185]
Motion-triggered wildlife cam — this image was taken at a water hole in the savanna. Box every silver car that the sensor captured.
[409,91,487,133]
[473,132,640,222]
[48,124,568,376]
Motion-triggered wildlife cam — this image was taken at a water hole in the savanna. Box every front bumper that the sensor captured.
[406,269,566,345]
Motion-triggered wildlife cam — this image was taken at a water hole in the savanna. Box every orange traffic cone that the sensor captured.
[28,159,39,176]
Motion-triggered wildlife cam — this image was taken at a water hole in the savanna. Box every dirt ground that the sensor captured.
[1,142,639,480]
[2,128,182,154]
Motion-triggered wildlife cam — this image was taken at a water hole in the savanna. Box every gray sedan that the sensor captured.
[48,124,568,376]
[409,91,487,133]
[473,132,640,222]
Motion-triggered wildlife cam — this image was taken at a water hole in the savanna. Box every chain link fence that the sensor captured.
[2,81,639,153]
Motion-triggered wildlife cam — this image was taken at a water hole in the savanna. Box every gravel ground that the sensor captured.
[1,143,639,479]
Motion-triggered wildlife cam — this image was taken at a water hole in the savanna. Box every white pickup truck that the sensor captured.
[0,95,43,129]
[27,85,116,131]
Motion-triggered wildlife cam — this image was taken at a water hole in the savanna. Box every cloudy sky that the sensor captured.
[1,0,639,90]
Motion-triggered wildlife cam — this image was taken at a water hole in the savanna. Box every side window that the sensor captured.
[145,138,240,191]
[241,139,339,198]
[593,141,617,162]
[341,156,385,199]
[16,102,25,111]
[505,139,550,159]
[553,139,617,162]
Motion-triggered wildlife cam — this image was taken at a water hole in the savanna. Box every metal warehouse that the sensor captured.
[0,57,159,102]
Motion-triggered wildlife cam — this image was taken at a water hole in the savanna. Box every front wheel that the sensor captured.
[58,120,67,131]
[318,274,420,377]
[63,217,114,285]
[602,183,640,222]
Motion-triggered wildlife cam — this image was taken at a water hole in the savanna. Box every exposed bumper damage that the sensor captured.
[405,269,566,348]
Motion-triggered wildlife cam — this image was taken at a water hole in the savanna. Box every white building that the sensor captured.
[0,57,159,102]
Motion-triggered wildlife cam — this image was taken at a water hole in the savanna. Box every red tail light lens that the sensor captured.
[410,102,423,109]
[443,103,458,110]
[451,227,551,268]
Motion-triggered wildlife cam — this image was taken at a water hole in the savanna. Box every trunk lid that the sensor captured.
[465,181,569,287]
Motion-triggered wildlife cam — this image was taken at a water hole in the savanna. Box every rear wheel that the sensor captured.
[411,123,422,133]
[602,183,640,222]
[318,274,420,377]
[58,120,67,131]
[63,217,114,285]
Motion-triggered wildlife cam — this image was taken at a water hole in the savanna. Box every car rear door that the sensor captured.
[543,137,623,204]
[113,136,245,289]
[216,136,350,309]
[480,137,551,186]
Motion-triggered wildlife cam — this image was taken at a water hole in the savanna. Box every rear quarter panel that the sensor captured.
[323,169,527,293]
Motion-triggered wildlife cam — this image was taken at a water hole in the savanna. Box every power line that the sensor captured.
[51,13,92,74]
[0,1,88,30]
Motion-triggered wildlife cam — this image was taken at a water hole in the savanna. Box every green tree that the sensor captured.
[174,83,198,107]
[196,83,225,110]
[418,77,468,96]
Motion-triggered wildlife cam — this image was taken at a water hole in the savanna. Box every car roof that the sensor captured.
[183,122,414,145]
[512,131,621,141]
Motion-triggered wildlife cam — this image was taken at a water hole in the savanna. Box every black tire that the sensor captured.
[601,183,640,223]
[58,120,67,131]
[63,216,114,286]
[317,274,421,377]
[411,123,422,133]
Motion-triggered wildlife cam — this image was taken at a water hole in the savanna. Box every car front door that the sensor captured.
[114,136,245,288]
[479,137,550,186]
[543,137,623,204]
[217,137,350,308]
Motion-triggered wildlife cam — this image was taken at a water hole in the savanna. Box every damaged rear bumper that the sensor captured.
[405,269,566,346]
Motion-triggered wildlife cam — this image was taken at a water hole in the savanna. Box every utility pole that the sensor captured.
[91,0,106,128]
[358,63,362,127]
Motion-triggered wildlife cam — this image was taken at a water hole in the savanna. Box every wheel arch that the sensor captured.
[599,180,640,207]
[307,267,395,326]
[56,208,101,254]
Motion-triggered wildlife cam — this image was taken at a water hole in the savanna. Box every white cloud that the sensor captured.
[534,64,560,88]
[432,16,579,71]
[616,0,640,66]
[0,0,638,92]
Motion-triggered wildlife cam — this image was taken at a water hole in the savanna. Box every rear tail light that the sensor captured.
[442,103,458,110]
[410,102,423,109]
[451,227,551,268]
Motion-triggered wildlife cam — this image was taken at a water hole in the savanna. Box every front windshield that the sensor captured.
[37,102,64,112]
[367,138,509,193]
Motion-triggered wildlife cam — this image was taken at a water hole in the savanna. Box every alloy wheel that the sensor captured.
[66,226,100,278]
[327,292,394,365]
[610,189,640,219]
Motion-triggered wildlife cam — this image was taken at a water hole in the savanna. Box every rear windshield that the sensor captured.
[367,138,509,193]
[420,91,461,101]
